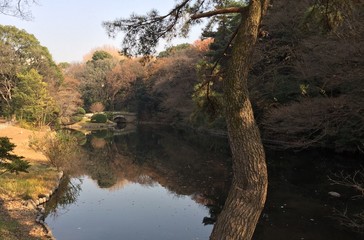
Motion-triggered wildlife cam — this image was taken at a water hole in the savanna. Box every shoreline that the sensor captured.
[0,124,62,239]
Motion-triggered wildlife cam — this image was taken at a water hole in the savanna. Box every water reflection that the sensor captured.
[47,178,216,240]
[86,126,231,204]
[45,126,363,240]
[45,177,83,219]
[254,151,363,240]
[45,125,232,239]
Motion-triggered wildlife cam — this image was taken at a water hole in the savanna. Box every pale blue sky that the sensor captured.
[0,0,202,63]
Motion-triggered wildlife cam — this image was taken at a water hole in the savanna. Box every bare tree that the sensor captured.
[0,0,37,20]
[90,102,105,113]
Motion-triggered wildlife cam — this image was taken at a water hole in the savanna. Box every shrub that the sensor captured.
[70,115,83,123]
[17,119,35,130]
[76,107,86,115]
[90,102,105,113]
[29,131,82,171]
[91,113,108,123]
[262,96,364,153]
[104,112,114,121]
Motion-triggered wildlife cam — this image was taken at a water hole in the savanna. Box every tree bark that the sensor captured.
[210,1,268,239]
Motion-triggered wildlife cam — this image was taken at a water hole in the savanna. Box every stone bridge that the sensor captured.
[111,112,137,123]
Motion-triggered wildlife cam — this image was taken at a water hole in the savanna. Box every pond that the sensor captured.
[44,125,363,240]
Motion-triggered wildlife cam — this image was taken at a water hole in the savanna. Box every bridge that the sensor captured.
[111,112,137,123]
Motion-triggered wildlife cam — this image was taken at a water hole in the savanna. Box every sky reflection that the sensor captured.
[46,176,213,240]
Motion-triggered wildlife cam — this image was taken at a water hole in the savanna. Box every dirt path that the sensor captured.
[0,125,47,163]
[0,125,54,239]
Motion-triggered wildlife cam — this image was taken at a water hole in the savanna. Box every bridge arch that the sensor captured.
[113,115,127,123]
[107,112,137,123]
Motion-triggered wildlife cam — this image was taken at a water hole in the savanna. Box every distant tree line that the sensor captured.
[1,0,362,153]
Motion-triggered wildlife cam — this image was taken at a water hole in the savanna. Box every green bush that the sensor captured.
[104,112,114,121]
[70,115,83,123]
[76,107,86,115]
[91,113,108,123]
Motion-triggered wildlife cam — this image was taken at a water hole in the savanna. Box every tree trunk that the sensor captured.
[210,1,268,240]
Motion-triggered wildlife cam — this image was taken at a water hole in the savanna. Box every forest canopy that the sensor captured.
[0,24,82,127]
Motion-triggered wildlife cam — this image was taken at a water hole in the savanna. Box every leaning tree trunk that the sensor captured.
[210,1,269,239]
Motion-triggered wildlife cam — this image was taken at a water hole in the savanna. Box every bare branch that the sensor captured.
[332,208,364,233]
[0,0,37,20]
[158,0,191,20]
[328,169,364,198]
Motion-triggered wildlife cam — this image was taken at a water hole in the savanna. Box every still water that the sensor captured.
[46,179,212,240]
[45,125,363,240]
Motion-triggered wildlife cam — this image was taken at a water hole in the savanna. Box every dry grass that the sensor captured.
[0,163,58,200]
[0,125,59,200]
[0,124,59,239]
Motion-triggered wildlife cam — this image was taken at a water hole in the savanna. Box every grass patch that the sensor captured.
[0,217,39,240]
[0,163,59,200]
[0,217,20,240]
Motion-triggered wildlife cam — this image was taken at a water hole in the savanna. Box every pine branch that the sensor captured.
[191,7,245,20]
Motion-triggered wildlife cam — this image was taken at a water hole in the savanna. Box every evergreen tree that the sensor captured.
[13,69,57,126]
[0,137,29,175]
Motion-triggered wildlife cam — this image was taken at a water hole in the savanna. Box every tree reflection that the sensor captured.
[210,178,267,239]
[45,176,83,219]
[44,126,270,238]
[47,126,232,226]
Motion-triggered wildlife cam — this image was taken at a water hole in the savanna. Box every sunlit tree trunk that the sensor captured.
[210,1,268,239]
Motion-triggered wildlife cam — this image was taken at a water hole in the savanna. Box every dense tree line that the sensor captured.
[104,0,362,154]
[0,25,83,127]
[0,26,58,125]
[256,0,364,153]
[64,48,147,114]
[0,25,212,126]
[62,43,208,120]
